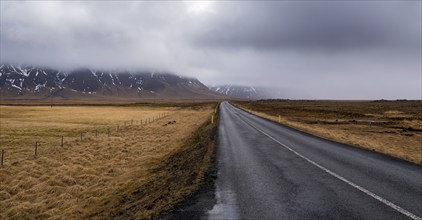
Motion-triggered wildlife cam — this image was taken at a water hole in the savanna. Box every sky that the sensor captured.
[1,1,421,99]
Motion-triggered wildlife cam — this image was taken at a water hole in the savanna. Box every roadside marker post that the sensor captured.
[80,133,83,141]
[95,129,98,138]
[278,115,281,123]
[212,115,215,124]
[34,142,38,157]
[1,149,3,166]
[61,136,64,147]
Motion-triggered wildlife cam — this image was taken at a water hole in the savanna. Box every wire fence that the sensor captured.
[0,112,171,167]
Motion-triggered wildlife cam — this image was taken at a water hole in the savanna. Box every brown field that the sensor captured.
[0,105,170,163]
[0,98,223,106]
[234,100,422,164]
[0,103,217,219]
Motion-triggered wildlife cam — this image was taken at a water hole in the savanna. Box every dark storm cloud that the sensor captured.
[194,1,420,51]
[1,1,421,99]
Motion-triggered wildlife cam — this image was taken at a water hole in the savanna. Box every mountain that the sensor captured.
[0,64,224,100]
[209,85,281,99]
[210,85,314,99]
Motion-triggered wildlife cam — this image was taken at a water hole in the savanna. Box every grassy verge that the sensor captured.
[0,103,217,219]
[234,100,422,164]
[102,110,217,219]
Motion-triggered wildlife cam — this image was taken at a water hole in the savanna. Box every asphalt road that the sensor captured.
[165,101,422,220]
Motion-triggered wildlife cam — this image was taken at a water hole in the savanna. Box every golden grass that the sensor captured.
[0,104,216,219]
[0,105,171,163]
[235,100,422,164]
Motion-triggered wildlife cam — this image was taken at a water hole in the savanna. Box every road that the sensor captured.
[166,101,422,220]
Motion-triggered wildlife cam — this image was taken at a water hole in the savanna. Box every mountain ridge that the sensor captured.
[0,64,225,100]
[210,85,279,99]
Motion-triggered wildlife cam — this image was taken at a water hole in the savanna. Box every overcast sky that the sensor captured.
[1,1,421,99]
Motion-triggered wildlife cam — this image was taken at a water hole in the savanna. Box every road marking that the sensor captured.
[227,103,421,220]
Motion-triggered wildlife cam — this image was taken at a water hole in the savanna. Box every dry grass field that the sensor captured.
[0,105,170,163]
[234,100,422,164]
[0,103,217,219]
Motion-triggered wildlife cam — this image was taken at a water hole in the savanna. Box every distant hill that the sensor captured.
[0,64,225,100]
[209,85,281,99]
[210,84,313,100]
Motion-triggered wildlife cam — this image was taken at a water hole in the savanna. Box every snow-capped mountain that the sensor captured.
[209,85,280,99]
[0,64,222,99]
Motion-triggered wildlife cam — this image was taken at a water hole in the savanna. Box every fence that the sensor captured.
[0,112,170,167]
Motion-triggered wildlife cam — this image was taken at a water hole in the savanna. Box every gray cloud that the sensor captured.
[194,1,421,51]
[1,1,421,99]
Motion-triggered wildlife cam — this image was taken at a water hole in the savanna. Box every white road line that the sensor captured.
[227,104,421,220]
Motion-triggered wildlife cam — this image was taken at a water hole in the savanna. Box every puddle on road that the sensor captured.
[207,187,239,220]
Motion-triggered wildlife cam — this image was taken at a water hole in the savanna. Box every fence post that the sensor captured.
[61,136,64,147]
[95,129,98,138]
[80,133,83,141]
[35,142,38,157]
[1,149,4,167]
